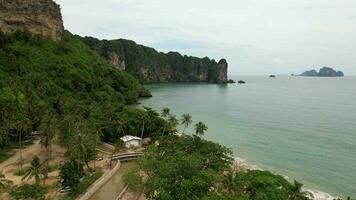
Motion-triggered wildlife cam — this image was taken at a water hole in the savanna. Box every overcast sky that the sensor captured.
[56,0,356,75]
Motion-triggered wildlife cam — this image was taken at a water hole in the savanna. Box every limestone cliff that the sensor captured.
[0,0,64,41]
[79,36,229,84]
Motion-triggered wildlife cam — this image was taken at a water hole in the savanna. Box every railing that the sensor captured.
[111,152,144,162]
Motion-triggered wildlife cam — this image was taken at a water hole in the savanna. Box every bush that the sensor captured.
[66,170,103,200]
[59,161,85,188]
[9,184,46,200]
[123,170,143,192]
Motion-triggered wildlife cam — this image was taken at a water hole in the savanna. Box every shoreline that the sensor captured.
[234,157,339,200]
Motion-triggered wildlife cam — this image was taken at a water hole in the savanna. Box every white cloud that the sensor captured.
[56,0,356,75]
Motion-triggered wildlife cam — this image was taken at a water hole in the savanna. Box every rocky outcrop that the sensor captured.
[108,52,126,71]
[0,0,64,41]
[78,36,230,84]
[217,59,228,83]
[301,67,344,77]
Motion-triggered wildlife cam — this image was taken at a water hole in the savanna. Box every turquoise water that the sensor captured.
[140,76,356,198]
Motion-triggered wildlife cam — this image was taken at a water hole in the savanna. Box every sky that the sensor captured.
[56,0,356,75]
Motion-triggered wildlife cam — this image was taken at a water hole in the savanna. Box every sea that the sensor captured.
[140,75,356,199]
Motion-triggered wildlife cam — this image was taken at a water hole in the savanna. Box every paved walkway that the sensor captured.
[76,160,121,200]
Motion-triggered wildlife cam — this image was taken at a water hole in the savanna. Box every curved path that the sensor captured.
[76,160,121,200]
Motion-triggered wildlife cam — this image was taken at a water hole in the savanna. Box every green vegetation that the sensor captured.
[0,142,18,163]
[59,161,85,188]
[64,170,103,200]
[13,169,26,177]
[79,36,227,83]
[0,30,337,200]
[0,30,156,198]
[195,121,208,137]
[181,113,192,134]
[9,183,46,200]
[126,135,233,199]
[22,156,47,184]
[0,30,148,151]
[125,135,311,200]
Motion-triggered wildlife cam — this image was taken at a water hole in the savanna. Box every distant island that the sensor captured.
[300,67,344,77]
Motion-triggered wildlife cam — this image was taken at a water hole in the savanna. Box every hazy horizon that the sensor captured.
[56,0,356,76]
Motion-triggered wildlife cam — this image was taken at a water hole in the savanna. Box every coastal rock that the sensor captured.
[269,75,276,78]
[216,59,228,83]
[228,79,236,83]
[138,89,152,98]
[79,36,230,84]
[301,67,344,77]
[0,0,64,41]
[238,80,245,84]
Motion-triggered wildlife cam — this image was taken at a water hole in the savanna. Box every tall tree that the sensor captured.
[39,113,57,160]
[160,108,170,136]
[195,122,208,137]
[116,118,126,136]
[168,115,179,135]
[10,85,30,172]
[67,120,97,170]
[181,113,192,134]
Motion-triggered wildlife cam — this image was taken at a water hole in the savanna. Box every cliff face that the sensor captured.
[79,36,229,84]
[0,0,64,41]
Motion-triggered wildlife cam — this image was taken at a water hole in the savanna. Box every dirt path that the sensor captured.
[0,138,66,185]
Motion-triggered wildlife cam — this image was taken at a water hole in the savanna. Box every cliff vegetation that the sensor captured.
[79,36,228,84]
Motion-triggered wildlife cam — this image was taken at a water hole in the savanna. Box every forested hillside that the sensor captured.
[0,30,148,143]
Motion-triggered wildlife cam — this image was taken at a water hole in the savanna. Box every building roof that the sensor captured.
[120,135,142,142]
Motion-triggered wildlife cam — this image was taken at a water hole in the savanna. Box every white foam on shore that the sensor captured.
[304,188,340,200]
[234,157,339,200]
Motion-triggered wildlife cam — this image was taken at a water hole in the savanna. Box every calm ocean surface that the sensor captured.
[140,76,356,198]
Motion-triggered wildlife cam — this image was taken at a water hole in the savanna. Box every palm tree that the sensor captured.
[0,172,12,190]
[222,170,237,196]
[181,113,192,134]
[15,116,30,172]
[68,120,97,171]
[12,88,30,172]
[161,108,170,118]
[116,118,126,136]
[290,180,309,200]
[195,122,208,137]
[160,108,170,136]
[22,156,46,184]
[39,116,57,160]
[168,115,179,135]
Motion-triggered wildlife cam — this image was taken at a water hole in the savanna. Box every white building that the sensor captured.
[120,135,142,148]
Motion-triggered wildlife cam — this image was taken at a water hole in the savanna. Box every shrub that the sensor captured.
[9,183,46,200]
